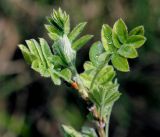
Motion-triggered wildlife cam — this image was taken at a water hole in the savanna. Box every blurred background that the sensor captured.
[0,0,160,137]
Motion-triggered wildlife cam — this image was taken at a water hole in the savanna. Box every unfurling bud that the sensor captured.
[53,35,76,65]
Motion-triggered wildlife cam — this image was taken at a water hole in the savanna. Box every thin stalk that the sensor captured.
[70,57,113,137]
[98,127,105,137]
[70,65,89,99]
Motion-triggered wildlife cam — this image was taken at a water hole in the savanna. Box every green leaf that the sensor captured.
[60,68,72,82]
[111,53,129,72]
[126,35,146,48]
[118,45,138,58]
[80,70,95,89]
[96,65,115,85]
[46,8,70,36]
[45,24,61,35]
[31,59,50,77]
[113,19,128,43]
[53,35,76,64]
[89,84,121,117]
[19,44,36,64]
[62,125,82,137]
[83,61,95,71]
[101,24,116,52]
[20,40,51,77]
[129,26,144,36]
[48,32,60,41]
[50,72,61,85]
[104,91,121,106]
[25,40,39,55]
[89,88,101,107]
[39,66,50,77]
[64,15,70,34]
[112,31,121,48]
[47,17,63,32]
[89,41,104,66]
[31,59,41,73]
[48,55,66,67]
[72,35,93,51]
[81,127,97,137]
[32,39,45,62]
[39,38,53,65]
[68,22,87,42]
[98,52,110,64]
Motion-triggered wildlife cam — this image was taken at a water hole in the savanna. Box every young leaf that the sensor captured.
[96,65,115,85]
[64,15,70,34]
[126,35,146,48]
[40,66,50,77]
[53,35,76,64]
[89,84,121,117]
[39,38,53,65]
[32,39,45,63]
[111,53,129,72]
[101,24,116,52]
[83,61,95,71]
[72,35,93,51]
[50,72,61,85]
[80,69,96,89]
[25,40,39,56]
[89,88,101,107]
[81,127,97,137]
[103,91,121,107]
[46,8,70,36]
[60,68,72,82]
[48,55,66,67]
[31,59,49,77]
[118,45,138,58]
[89,41,104,66]
[48,32,60,41]
[113,19,128,43]
[18,44,36,64]
[68,22,87,42]
[45,24,62,35]
[62,125,82,137]
[129,26,144,36]
[47,17,63,32]
[31,59,40,73]
[98,52,110,64]
[112,31,121,48]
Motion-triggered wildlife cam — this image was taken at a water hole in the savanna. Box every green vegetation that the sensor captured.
[19,8,146,137]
